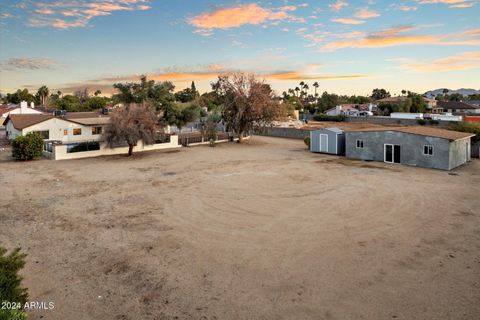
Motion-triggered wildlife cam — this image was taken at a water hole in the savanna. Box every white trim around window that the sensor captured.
[423,145,434,156]
[356,139,364,148]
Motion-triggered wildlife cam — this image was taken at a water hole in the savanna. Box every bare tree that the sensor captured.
[104,103,158,156]
[212,73,280,143]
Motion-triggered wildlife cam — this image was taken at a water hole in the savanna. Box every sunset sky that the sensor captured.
[0,0,479,96]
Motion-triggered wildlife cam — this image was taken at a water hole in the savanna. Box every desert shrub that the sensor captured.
[11,132,44,160]
[428,119,439,125]
[448,122,480,143]
[0,246,28,320]
[417,119,426,125]
[304,136,310,149]
[313,114,346,122]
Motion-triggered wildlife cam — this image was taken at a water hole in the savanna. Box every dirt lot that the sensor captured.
[1,136,479,320]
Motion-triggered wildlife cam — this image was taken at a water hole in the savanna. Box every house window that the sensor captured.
[33,130,49,140]
[63,129,68,136]
[356,140,364,148]
[92,126,102,135]
[73,128,82,136]
[423,145,434,156]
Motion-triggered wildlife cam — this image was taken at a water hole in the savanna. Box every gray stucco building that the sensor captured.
[310,127,345,154]
[345,126,474,170]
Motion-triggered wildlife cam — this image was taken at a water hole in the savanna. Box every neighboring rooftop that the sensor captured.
[64,111,110,125]
[377,96,436,103]
[346,126,475,141]
[437,101,478,110]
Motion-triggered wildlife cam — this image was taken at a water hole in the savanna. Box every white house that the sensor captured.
[0,101,44,119]
[3,112,108,143]
[325,104,376,116]
[3,111,181,160]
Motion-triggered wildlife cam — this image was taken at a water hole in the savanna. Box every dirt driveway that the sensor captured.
[1,136,479,319]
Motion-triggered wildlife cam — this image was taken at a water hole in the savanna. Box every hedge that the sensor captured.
[313,114,347,122]
[11,132,44,160]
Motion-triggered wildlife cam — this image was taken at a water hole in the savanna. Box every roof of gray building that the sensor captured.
[314,127,344,134]
[346,126,475,141]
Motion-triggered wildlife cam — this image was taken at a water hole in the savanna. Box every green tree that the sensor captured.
[36,85,49,108]
[172,104,201,132]
[6,89,35,104]
[54,95,81,112]
[174,82,199,103]
[317,91,340,113]
[448,93,463,102]
[0,246,28,304]
[371,88,391,101]
[84,96,108,111]
[201,112,222,147]
[313,82,319,99]
[467,94,480,101]
[11,132,44,160]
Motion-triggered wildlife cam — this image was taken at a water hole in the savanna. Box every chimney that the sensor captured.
[20,101,28,114]
[30,102,35,109]
[336,105,341,114]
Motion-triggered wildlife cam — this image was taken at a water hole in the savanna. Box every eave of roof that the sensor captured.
[345,126,475,141]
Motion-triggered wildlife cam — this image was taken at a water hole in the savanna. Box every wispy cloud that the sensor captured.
[265,72,367,81]
[329,0,348,12]
[354,8,380,18]
[321,26,480,51]
[1,58,56,70]
[26,0,151,29]
[449,2,475,8]
[331,18,365,25]
[402,51,480,72]
[391,4,418,11]
[189,3,299,33]
[418,0,467,3]
[417,0,477,8]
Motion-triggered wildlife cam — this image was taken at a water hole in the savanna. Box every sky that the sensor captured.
[0,0,479,96]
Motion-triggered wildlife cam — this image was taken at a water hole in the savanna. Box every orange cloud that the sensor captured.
[189,3,294,30]
[329,0,348,11]
[265,72,367,81]
[419,0,466,3]
[355,8,380,19]
[402,51,480,72]
[331,18,365,25]
[321,26,480,51]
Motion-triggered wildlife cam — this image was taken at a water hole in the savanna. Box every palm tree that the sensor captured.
[37,86,49,109]
[313,82,319,98]
[401,90,406,96]
[303,84,309,96]
[294,87,300,97]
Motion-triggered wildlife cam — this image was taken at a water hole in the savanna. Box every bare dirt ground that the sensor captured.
[1,136,479,320]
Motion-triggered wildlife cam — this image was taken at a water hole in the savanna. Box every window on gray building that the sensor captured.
[356,140,364,148]
[423,145,434,156]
